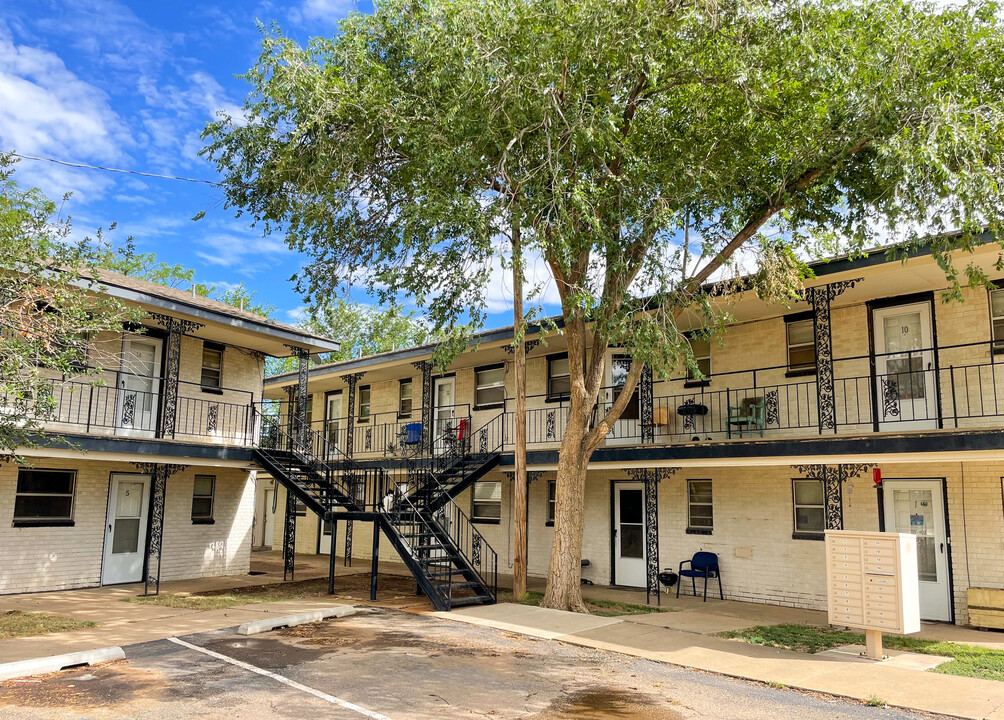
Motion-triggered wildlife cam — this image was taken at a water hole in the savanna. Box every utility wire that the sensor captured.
[7,151,233,187]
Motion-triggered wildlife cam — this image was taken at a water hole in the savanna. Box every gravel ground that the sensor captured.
[0,607,949,719]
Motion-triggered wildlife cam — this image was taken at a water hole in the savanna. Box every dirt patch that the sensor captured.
[0,661,163,710]
[535,688,684,720]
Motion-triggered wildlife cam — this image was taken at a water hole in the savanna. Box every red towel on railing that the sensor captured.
[456,417,469,440]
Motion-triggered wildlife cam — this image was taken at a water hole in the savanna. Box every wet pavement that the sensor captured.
[0,608,945,719]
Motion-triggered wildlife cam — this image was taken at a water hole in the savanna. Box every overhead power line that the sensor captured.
[7,151,228,187]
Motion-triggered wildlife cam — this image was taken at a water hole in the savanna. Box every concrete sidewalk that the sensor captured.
[438,602,1004,719]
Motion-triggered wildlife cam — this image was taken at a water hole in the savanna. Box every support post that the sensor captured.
[339,372,364,458]
[283,491,296,581]
[286,345,311,450]
[412,361,434,454]
[805,279,861,434]
[344,513,353,567]
[328,516,337,595]
[149,314,204,438]
[640,363,654,443]
[864,629,884,660]
[282,384,297,450]
[370,521,381,601]
[132,462,188,596]
[628,467,678,604]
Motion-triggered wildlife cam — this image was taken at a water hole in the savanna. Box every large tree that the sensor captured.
[0,157,141,458]
[203,0,1004,610]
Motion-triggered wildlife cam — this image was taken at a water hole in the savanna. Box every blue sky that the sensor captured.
[1,0,535,328]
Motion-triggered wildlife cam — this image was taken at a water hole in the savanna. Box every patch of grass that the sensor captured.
[718,623,1004,681]
[866,696,886,707]
[498,590,671,617]
[0,610,97,639]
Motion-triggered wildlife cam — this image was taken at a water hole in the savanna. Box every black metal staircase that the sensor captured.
[252,408,503,611]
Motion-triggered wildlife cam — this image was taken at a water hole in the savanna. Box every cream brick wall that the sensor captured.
[0,458,256,595]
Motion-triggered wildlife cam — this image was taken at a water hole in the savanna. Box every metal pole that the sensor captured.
[328,516,338,595]
[370,522,381,601]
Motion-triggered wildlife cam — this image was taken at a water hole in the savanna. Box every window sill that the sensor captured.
[993,346,1004,356]
[544,395,570,404]
[686,528,713,535]
[545,520,554,527]
[792,532,825,541]
[785,368,817,378]
[12,520,74,528]
[683,380,711,389]
[192,518,216,525]
[473,404,504,413]
[200,387,224,395]
[471,518,500,525]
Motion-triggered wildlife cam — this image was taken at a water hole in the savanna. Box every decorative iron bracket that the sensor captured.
[792,463,873,530]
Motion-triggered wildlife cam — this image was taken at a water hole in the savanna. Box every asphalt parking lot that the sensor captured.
[0,608,942,719]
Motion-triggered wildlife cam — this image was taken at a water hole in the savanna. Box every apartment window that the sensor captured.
[472,480,502,522]
[191,475,215,523]
[786,315,816,372]
[475,365,505,409]
[201,342,224,389]
[685,334,712,383]
[687,479,713,533]
[358,386,371,422]
[547,478,556,524]
[399,379,413,418]
[294,498,307,517]
[13,468,75,525]
[547,355,571,401]
[793,479,825,535]
[991,287,1004,352]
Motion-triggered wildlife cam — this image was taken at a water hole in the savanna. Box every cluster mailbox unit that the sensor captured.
[825,530,922,659]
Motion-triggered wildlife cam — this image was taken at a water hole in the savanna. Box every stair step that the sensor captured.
[449,595,493,608]
[436,581,483,591]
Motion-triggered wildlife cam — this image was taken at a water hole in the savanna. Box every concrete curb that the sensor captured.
[237,606,361,635]
[0,646,125,681]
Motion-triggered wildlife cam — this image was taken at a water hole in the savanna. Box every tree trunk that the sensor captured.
[540,388,592,613]
[512,212,528,600]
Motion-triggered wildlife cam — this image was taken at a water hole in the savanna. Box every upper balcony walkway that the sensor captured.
[303,340,1004,462]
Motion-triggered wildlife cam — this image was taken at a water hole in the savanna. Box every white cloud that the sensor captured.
[482,247,562,315]
[195,232,290,273]
[0,23,130,199]
[296,0,358,24]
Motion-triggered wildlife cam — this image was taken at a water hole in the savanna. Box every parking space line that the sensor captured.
[167,637,394,720]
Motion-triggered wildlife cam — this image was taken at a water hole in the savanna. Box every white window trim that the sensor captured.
[792,478,825,534]
[546,478,556,524]
[786,318,816,371]
[991,287,1004,351]
[474,365,506,409]
[472,480,502,522]
[192,474,215,522]
[687,479,713,531]
[201,342,224,389]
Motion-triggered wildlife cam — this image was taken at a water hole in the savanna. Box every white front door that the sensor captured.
[116,335,163,438]
[613,482,646,587]
[319,519,333,555]
[325,393,344,457]
[102,473,151,585]
[873,303,937,431]
[883,479,952,621]
[262,489,275,547]
[605,355,641,446]
[433,376,456,452]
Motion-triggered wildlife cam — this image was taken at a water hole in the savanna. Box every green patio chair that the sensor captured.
[727,396,765,438]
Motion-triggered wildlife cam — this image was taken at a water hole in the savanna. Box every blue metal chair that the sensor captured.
[677,551,723,601]
[402,422,423,445]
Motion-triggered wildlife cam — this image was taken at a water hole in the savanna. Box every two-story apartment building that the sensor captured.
[259,235,1004,625]
[0,269,338,596]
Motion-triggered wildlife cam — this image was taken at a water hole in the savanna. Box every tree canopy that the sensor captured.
[203,0,1004,609]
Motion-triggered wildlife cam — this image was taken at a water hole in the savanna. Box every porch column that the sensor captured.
[804,279,861,434]
[344,511,354,567]
[640,363,655,443]
[793,463,872,530]
[283,489,297,580]
[286,345,311,450]
[339,372,365,458]
[150,313,204,438]
[132,461,189,596]
[412,360,434,454]
[627,467,678,605]
[282,384,297,449]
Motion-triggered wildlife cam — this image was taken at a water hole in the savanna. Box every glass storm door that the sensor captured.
[262,489,275,547]
[102,473,151,585]
[325,392,343,457]
[115,336,162,438]
[613,483,646,587]
[872,303,937,431]
[882,479,951,621]
[433,376,456,453]
[605,355,641,446]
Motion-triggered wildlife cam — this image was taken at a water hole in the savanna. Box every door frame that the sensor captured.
[609,479,647,587]
[101,472,153,585]
[115,332,165,438]
[432,373,457,452]
[867,292,941,432]
[878,476,955,623]
[261,488,275,548]
[324,389,344,455]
